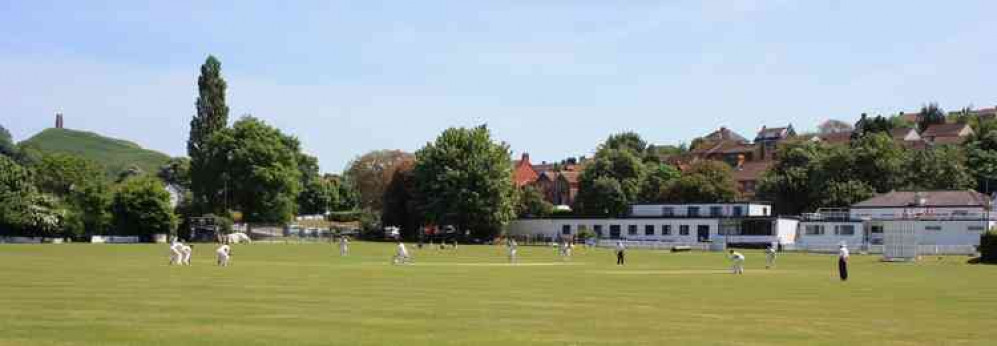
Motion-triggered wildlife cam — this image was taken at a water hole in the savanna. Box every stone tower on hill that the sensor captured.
[55,113,64,129]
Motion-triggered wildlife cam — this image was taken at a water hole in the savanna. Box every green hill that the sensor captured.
[19,128,173,177]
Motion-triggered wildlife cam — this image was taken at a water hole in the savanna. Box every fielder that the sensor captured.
[168,240,184,265]
[838,243,850,281]
[339,236,350,257]
[216,244,231,267]
[507,239,518,264]
[765,244,777,269]
[181,244,193,266]
[393,242,412,265]
[729,250,745,274]
[615,241,626,266]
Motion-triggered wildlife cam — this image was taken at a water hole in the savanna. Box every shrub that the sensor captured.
[980,230,997,264]
[327,210,363,223]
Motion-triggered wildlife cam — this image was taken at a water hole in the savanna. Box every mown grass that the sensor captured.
[0,242,994,345]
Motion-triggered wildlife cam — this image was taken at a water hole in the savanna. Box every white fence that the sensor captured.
[595,240,713,251]
[90,236,141,244]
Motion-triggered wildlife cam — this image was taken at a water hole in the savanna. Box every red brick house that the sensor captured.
[512,153,539,188]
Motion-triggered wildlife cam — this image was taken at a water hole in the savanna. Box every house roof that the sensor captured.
[851,190,990,208]
[700,127,748,143]
[756,125,794,141]
[732,160,773,183]
[889,128,919,141]
[922,123,972,138]
[817,131,853,145]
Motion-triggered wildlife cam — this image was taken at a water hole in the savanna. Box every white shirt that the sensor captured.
[397,243,409,257]
[616,242,626,251]
[731,252,745,261]
[839,247,850,259]
[217,245,230,255]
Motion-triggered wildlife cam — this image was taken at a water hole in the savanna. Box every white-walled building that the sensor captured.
[630,203,771,218]
[507,202,798,246]
[797,191,995,250]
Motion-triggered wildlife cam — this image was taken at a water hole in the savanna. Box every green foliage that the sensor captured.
[517,185,554,218]
[207,116,302,224]
[18,128,170,178]
[980,230,997,264]
[849,133,907,192]
[600,131,647,155]
[966,126,997,194]
[298,178,336,215]
[576,148,645,211]
[0,155,39,233]
[905,145,975,190]
[576,176,628,216]
[0,124,15,157]
[637,163,681,203]
[112,176,177,237]
[757,141,827,214]
[663,160,737,203]
[917,103,946,132]
[413,125,516,239]
[33,153,111,237]
[189,55,230,214]
[852,113,895,140]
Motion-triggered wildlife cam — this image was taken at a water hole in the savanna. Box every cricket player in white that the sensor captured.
[181,245,193,266]
[838,243,850,281]
[729,250,745,274]
[216,244,231,267]
[339,236,350,257]
[393,242,411,265]
[765,244,777,269]
[507,239,518,264]
[169,240,183,265]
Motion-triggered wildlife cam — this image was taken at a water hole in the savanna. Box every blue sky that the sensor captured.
[2,1,995,173]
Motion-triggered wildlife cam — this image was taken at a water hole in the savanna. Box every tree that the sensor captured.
[966,128,997,194]
[381,160,421,240]
[345,150,414,213]
[644,144,685,164]
[849,132,907,193]
[852,113,894,140]
[637,163,680,203]
[817,119,854,135]
[0,155,37,233]
[188,55,230,214]
[0,124,15,157]
[158,158,191,192]
[575,148,645,215]
[575,176,628,216]
[918,102,946,132]
[905,146,974,190]
[298,178,336,215]
[112,176,177,237]
[517,185,554,218]
[663,160,737,203]
[33,153,111,237]
[207,117,302,224]
[757,141,826,215]
[600,131,647,155]
[413,125,516,239]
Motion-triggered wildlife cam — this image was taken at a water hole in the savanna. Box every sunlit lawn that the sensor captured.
[0,242,994,345]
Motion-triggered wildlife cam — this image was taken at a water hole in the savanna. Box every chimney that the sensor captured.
[520,153,530,164]
[55,113,64,129]
[736,154,746,170]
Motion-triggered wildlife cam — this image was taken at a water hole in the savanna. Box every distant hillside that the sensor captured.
[19,128,172,177]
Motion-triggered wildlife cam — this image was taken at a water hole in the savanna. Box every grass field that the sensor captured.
[1,242,994,345]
